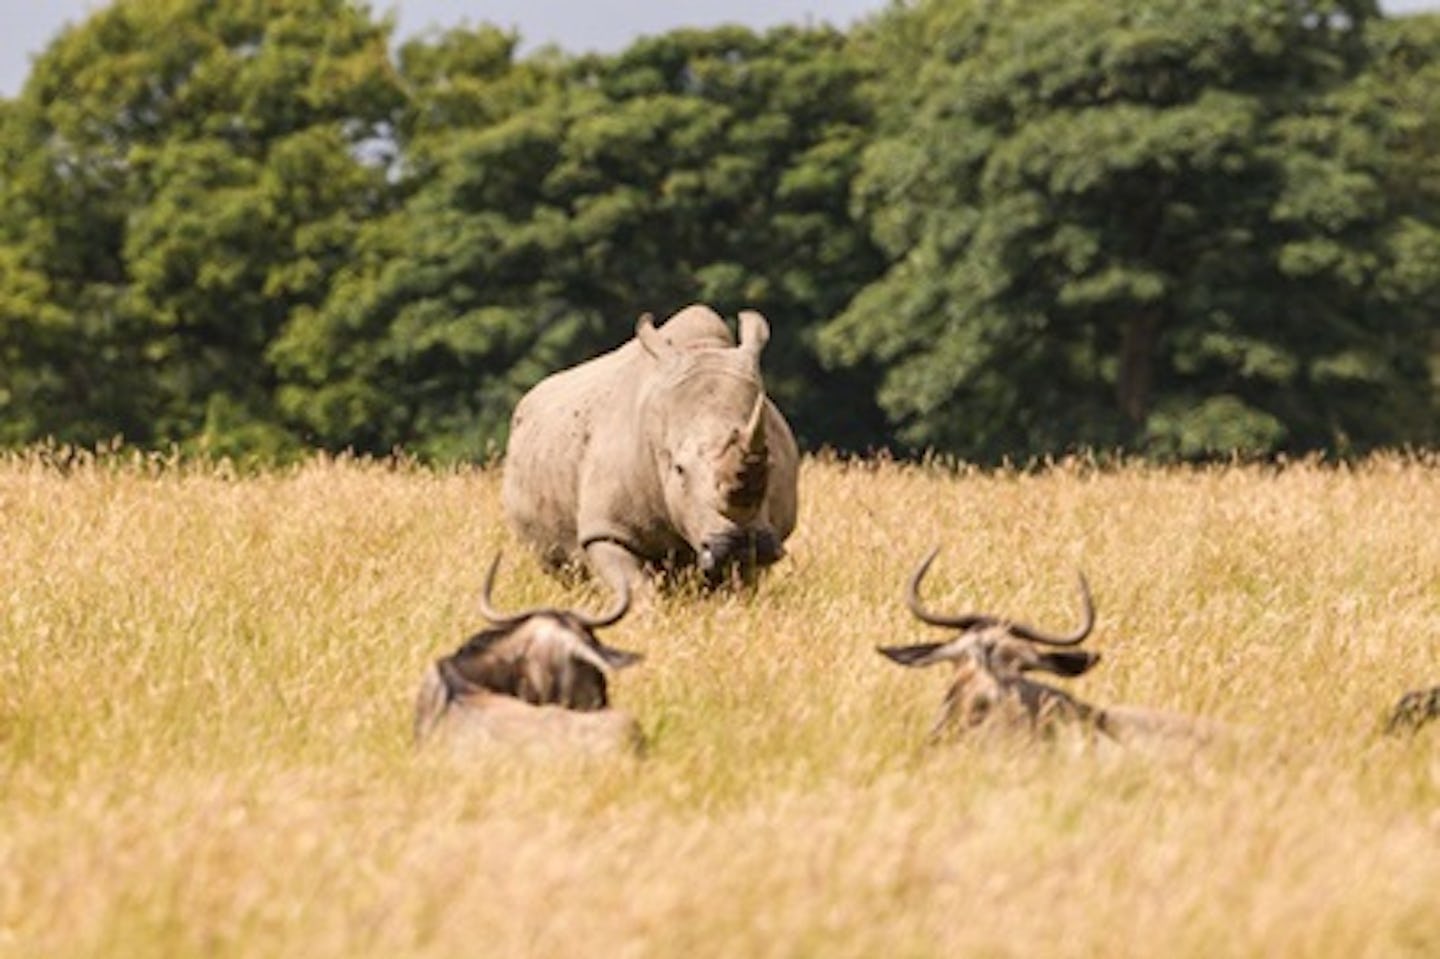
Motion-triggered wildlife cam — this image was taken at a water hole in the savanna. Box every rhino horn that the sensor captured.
[743,392,767,455]
[737,310,769,360]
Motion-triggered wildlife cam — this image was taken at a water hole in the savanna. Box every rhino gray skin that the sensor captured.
[502,304,799,593]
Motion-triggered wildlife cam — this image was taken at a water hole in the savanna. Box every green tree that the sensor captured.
[0,0,403,453]
[1346,12,1440,441]
[822,0,1440,460]
[274,25,884,459]
[268,25,572,460]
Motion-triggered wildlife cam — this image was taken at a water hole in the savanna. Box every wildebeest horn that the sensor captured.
[478,552,537,627]
[1005,572,1094,647]
[905,547,1095,645]
[477,552,631,631]
[737,309,769,358]
[571,575,630,631]
[905,547,1001,630]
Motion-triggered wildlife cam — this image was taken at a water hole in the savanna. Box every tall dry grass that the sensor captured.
[1,449,1438,958]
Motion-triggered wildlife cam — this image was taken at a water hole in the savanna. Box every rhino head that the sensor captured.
[637,308,783,582]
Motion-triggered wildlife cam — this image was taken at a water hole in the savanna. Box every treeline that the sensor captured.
[1,0,1437,462]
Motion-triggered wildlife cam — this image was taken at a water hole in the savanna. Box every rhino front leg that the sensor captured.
[583,539,651,604]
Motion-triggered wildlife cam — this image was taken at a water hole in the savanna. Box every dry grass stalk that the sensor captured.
[1,449,1438,957]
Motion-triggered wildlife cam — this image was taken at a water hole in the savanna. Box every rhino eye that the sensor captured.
[673,463,686,477]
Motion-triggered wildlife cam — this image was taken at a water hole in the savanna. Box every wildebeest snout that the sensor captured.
[697,528,783,580]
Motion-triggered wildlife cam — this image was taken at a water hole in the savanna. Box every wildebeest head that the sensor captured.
[878,548,1100,738]
[414,553,643,744]
[637,307,782,580]
[1385,686,1440,735]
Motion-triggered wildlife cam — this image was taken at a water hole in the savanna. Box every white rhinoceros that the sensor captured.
[501,304,799,592]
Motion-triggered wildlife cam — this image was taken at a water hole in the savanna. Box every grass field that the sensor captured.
[2,449,1438,958]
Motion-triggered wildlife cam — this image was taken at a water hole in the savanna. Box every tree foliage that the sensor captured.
[0,0,402,453]
[821,0,1440,459]
[271,24,883,458]
[1,0,1437,461]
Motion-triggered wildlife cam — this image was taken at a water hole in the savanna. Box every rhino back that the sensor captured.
[502,340,650,560]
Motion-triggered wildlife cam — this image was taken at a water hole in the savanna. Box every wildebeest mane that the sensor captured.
[453,626,511,661]
[438,626,523,699]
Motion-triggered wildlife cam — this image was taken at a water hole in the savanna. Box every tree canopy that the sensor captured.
[1,0,1437,462]
[820,0,1440,458]
[0,0,403,454]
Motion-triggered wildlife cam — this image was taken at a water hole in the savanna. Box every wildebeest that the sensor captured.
[414,554,645,757]
[502,304,799,593]
[1385,685,1440,735]
[878,548,1221,746]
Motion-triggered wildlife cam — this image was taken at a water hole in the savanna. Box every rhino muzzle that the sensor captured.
[697,529,784,581]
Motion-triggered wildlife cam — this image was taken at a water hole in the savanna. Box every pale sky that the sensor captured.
[3,0,1438,98]
[0,0,885,97]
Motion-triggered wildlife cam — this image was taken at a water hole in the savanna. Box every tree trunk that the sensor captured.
[1116,311,1159,425]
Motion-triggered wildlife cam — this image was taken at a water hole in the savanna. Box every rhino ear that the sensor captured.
[636,312,668,357]
[737,310,769,360]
